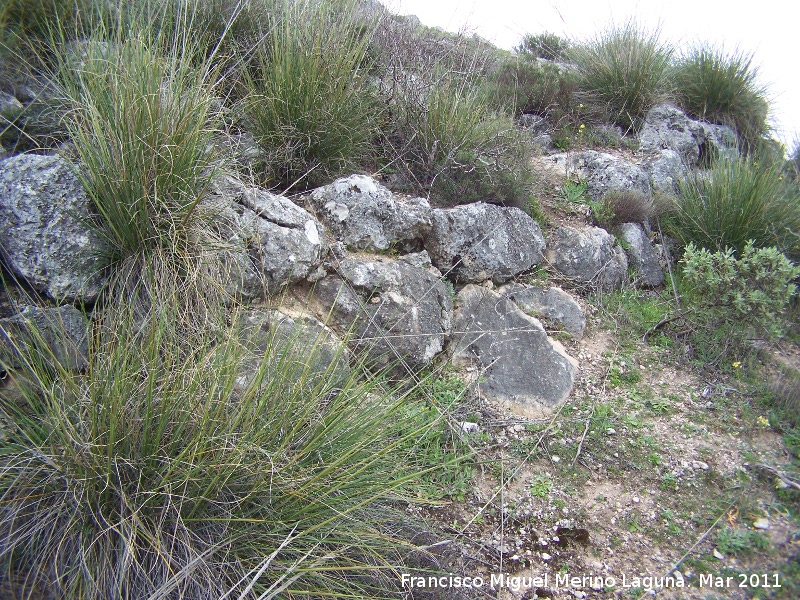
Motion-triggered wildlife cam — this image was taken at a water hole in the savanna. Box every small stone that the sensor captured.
[753,518,769,530]
[606,428,616,435]
[713,549,725,560]
[551,456,561,463]
[459,421,480,434]
[632,496,640,504]
[541,552,552,561]
[691,461,709,471]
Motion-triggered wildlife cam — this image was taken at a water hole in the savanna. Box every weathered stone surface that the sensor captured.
[639,104,738,166]
[451,285,576,416]
[618,222,664,287]
[204,176,326,294]
[545,151,650,201]
[0,154,109,302]
[0,305,90,371]
[309,256,452,374]
[645,149,687,195]
[499,283,586,339]
[309,174,432,252]
[425,202,545,284]
[236,308,350,388]
[545,226,628,291]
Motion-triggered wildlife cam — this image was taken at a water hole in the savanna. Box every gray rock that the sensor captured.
[639,104,738,166]
[546,151,650,201]
[235,308,350,389]
[309,256,452,374]
[499,283,586,339]
[451,285,576,416]
[0,154,109,302]
[545,226,628,291]
[204,175,326,294]
[309,174,432,252]
[645,149,687,195]
[618,223,664,287]
[0,305,90,371]
[425,202,545,284]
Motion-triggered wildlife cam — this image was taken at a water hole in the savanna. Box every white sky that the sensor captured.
[380,0,799,152]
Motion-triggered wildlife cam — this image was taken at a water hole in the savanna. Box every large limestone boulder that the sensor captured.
[0,154,109,302]
[309,175,432,252]
[499,283,586,339]
[451,285,576,416]
[639,104,738,166]
[0,305,90,371]
[309,256,452,374]
[618,222,664,287]
[546,226,628,291]
[645,148,687,195]
[545,151,651,201]
[424,203,545,284]
[204,176,327,295]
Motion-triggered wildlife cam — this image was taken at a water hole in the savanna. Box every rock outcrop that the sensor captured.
[451,285,577,416]
[0,154,109,302]
[309,256,452,374]
[424,202,545,284]
[618,222,664,287]
[309,174,432,252]
[545,151,651,201]
[499,283,586,339]
[546,226,628,291]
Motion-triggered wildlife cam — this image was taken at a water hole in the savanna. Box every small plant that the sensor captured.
[604,189,654,226]
[715,527,770,556]
[486,54,576,117]
[569,21,672,131]
[672,45,769,153]
[530,474,553,498]
[516,32,571,61]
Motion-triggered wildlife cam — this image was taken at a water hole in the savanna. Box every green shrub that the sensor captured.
[516,32,571,61]
[485,54,576,117]
[241,0,381,188]
[668,154,800,257]
[0,282,450,598]
[569,22,672,131]
[681,241,800,342]
[672,46,769,153]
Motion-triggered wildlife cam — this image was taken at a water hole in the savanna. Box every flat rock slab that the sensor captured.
[0,154,109,302]
[309,174,432,252]
[451,285,576,417]
[499,283,586,339]
[425,202,545,284]
[546,226,628,292]
[309,256,452,375]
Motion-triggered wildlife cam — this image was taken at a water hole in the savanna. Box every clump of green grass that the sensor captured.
[667,154,800,257]
[485,54,576,117]
[52,4,225,263]
[241,0,381,189]
[672,45,770,153]
[715,527,770,556]
[569,21,672,132]
[0,276,450,598]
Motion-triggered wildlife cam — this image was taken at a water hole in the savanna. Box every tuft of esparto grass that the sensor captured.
[672,45,770,153]
[0,271,455,599]
[667,153,800,256]
[569,21,672,132]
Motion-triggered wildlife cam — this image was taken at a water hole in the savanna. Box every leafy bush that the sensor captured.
[0,282,449,598]
[681,241,800,341]
[485,54,576,117]
[241,0,381,188]
[668,154,800,257]
[516,32,570,61]
[569,22,672,131]
[672,46,769,153]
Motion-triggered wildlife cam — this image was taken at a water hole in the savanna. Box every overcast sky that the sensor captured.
[379,0,798,152]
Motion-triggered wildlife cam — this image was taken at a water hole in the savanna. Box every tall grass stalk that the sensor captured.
[0,270,455,598]
[668,154,800,256]
[242,0,381,188]
[569,21,672,132]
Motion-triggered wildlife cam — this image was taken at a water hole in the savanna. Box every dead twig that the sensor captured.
[751,463,800,491]
[664,499,737,578]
